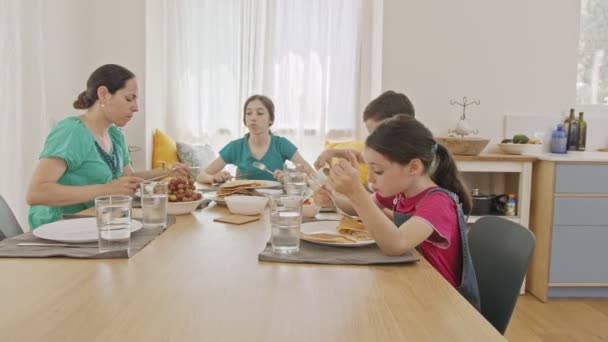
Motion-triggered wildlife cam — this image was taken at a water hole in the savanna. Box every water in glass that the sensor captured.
[140,181,168,228]
[284,171,308,196]
[97,205,131,253]
[270,209,301,253]
[142,194,168,228]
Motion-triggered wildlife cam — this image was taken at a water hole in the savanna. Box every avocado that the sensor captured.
[501,139,513,144]
[512,134,529,144]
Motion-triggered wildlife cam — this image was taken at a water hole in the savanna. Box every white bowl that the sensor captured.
[302,204,321,218]
[498,143,543,155]
[225,195,269,216]
[167,199,203,215]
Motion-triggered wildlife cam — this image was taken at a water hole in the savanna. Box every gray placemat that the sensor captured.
[258,240,418,265]
[259,217,418,265]
[0,216,177,259]
[131,198,210,209]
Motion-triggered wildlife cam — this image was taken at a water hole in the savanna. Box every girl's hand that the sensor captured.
[213,171,232,183]
[107,176,144,195]
[312,186,333,207]
[326,152,361,197]
[273,170,284,183]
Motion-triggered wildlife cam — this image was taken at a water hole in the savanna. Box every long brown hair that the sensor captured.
[365,115,472,213]
[73,64,135,109]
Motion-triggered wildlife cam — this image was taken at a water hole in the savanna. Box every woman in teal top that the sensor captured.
[26,64,190,229]
[197,95,315,183]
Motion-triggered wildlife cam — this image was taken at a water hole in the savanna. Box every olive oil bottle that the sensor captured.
[577,112,587,151]
[564,108,579,151]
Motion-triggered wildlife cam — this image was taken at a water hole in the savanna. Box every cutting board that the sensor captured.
[214,214,261,225]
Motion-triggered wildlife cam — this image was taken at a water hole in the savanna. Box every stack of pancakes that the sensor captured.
[217,180,263,200]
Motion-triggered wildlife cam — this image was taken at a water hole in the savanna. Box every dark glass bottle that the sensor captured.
[577,112,587,151]
[565,109,578,151]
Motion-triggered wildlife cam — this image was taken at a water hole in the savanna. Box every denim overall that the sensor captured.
[392,188,481,311]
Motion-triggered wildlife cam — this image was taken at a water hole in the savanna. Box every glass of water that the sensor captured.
[269,195,302,253]
[95,195,132,253]
[284,165,308,197]
[140,181,168,228]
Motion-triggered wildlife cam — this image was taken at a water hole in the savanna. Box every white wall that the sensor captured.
[44,0,146,169]
[380,0,604,149]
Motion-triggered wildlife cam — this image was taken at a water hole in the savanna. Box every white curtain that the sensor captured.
[162,0,369,162]
[0,0,48,230]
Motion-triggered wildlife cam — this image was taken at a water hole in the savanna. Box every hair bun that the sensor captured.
[73,90,93,109]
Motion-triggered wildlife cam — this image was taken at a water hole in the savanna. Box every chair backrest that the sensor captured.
[0,195,23,240]
[469,216,535,334]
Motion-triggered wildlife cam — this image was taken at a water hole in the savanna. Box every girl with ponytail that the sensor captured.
[316,114,480,309]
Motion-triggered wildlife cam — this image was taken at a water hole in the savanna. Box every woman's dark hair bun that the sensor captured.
[72,64,135,110]
[73,91,94,109]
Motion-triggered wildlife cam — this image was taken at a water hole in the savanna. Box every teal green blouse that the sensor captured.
[219,135,297,181]
[28,117,130,229]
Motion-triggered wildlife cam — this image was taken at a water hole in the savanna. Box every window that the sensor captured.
[158,0,371,161]
[577,0,608,105]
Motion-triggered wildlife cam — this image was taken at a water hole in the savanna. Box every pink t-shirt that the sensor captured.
[376,187,462,287]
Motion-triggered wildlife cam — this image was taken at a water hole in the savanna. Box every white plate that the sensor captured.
[33,217,143,243]
[223,180,281,189]
[256,188,284,196]
[202,191,226,206]
[300,221,375,247]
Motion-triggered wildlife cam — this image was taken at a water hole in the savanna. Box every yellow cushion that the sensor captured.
[152,129,180,169]
[324,140,368,186]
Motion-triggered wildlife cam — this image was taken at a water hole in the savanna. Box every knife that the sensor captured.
[18,242,98,248]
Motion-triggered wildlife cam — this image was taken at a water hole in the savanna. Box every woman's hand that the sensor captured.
[106,176,144,195]
[168,162,191,177]
[273,169,284,183]
[326,152,361,198]
[212,171,232,183]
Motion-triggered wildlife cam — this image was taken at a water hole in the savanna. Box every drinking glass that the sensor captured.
[95,195,132,253]
[284,163,308,197]
[140,181,168,228]
[269,195,302,253]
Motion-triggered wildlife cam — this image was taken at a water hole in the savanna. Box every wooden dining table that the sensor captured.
[0,203,504,341]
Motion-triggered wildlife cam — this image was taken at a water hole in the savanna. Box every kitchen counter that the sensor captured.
[454,153,537,162]
[524,151,608,162]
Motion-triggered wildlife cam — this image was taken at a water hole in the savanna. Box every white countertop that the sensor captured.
[524,151,608,162]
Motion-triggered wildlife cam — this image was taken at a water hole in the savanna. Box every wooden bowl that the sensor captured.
[435,136,490,156]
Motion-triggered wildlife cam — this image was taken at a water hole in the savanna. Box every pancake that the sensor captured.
[217,180,264,199]
[336,217,373,241]
[219,180,261,189]
[300,232,357,243]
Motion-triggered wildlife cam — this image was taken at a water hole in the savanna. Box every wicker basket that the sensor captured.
[435,136,490,156]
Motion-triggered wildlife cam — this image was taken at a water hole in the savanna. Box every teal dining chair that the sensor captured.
[0,195,23,240]
[468,216,535,335]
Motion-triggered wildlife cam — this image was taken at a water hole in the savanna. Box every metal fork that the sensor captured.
[306,172,358,220]
[252,162,275,177]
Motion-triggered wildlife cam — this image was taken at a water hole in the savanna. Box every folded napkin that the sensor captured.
[0,216,176,259]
